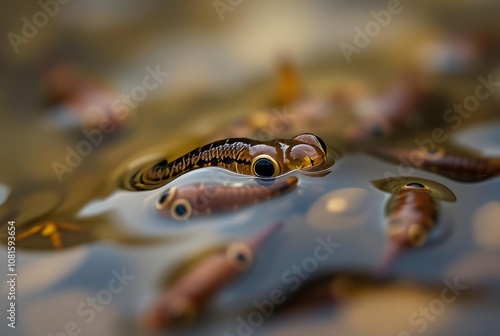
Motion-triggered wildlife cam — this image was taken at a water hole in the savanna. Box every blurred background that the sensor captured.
[0,1,499,335]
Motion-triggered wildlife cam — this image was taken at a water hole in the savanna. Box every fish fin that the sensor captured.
[371,178,403,193]
[372,177,456,202]
[374,243,401,280]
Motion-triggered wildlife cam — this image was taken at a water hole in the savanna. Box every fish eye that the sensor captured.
[405,182,426,189]
[251,155,279,178]
[292,133,328,155]
[158,193,168,204]
[156,187,176,210]
[424,146,445,160]
[226,242,254,271]
[408,224,427,247]
[170,199,192,221]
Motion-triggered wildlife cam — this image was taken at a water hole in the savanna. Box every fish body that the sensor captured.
[372,178,456,275]
[372,178,456,248]
[141,222,283,332]
[122,134,328,191]
[386,183,438,247]
[156,176,298,221]
[369,147,500,182]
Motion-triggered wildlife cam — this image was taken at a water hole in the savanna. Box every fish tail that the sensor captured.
[374,243,401,281]
[246,222,284,251]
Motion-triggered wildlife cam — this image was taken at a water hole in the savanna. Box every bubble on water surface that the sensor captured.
[307,188,371,232]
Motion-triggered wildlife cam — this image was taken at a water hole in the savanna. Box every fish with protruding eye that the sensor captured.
[155,176,298,221]
[120,133,331,191]
[140,222,283,333]
[372,177,456,275]
[369,146,500,182]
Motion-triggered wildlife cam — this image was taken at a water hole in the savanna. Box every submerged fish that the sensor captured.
[120,134,330,191]
[245,270,449,318]
[369,146,500,182]
[156,176,298,221]
[141,222,283,333]
[271,272,376,315]
[372,177,456,273]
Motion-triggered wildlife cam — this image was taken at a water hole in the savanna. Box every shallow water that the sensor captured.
[1,122,499,336]
[2,1,500,334]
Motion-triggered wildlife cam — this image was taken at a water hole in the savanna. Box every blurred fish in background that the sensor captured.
[0,1,500,336]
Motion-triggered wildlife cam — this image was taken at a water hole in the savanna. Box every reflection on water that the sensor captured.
[118,133,331,192]
[141,222,283,333]
[2,4,500,333]
[155,176,298,221]
[1,212,174,251]
[2,130,500,334]
[13,247,88,297]
[6,148,492,334]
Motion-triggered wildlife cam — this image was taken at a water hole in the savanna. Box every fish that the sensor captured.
[7,214,171,251]
[16,221,87,249]
[273,57,302,107]
[42,62,131,132]
[140,222,283,333]
[270,272,376,316]
[372,177,456,274]
[156,176,299,221]
[268,271,456,317]
[369,146,500,182]
[121,133,330,191]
